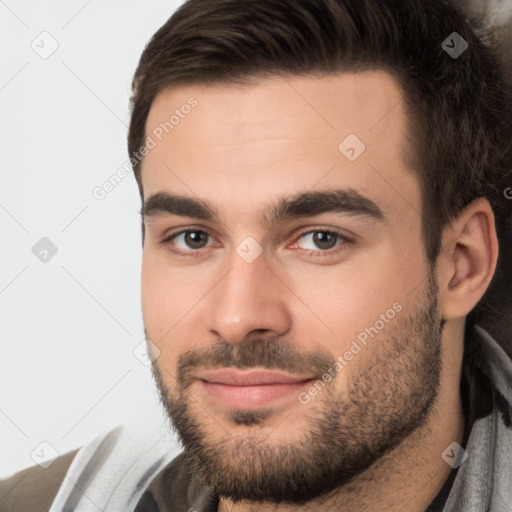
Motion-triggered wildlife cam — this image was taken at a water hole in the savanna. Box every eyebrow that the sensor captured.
[141,188,384,228]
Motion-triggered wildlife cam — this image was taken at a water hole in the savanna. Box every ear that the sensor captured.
[437,198,498,320]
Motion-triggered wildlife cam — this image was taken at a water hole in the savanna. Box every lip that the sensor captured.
[195,368,316,410]
[195,368,316,385]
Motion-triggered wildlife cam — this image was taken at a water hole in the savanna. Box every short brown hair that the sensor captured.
[128,0,512,346]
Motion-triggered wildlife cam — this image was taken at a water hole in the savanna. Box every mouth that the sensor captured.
[194,368,317,410]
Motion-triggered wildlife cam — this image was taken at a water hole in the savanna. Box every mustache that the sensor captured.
[175,338,336,389]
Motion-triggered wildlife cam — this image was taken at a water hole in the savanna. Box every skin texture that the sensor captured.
[139,72,498,511]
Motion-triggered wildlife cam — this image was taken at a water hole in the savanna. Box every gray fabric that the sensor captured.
[440,326,512,511]
[47,421,181,512]
[49,325,512,512]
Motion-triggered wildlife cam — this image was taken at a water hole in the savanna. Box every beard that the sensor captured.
[149,272,443,505]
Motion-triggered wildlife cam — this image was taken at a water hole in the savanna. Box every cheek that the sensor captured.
[141,252,164,327]
[141,251,220,361]
[284,245,421,353]
[141,260,191,380]
[285,260,398,339]
[141,253,196,339]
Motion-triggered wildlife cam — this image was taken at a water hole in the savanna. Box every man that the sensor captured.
[1,0,511,510]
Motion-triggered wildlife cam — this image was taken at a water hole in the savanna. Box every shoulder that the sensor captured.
[0,448,79,512]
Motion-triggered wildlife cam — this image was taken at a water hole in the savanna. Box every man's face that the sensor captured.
[140,72,443,504]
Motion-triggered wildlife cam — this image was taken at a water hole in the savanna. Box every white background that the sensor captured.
[0,0,184,478]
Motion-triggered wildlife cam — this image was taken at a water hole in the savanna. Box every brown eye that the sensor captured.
[183,231,209,249]
[167,230,212,251]
[296,230,346,251]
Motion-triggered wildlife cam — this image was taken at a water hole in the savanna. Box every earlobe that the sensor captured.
[438,199,498,320]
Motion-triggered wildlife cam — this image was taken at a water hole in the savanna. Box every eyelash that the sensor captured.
[160,228,352,259]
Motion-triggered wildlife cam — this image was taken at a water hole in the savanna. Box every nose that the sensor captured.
[205,249,291,344]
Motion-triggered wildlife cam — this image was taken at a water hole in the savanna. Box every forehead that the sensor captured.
[141,71,420,225]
